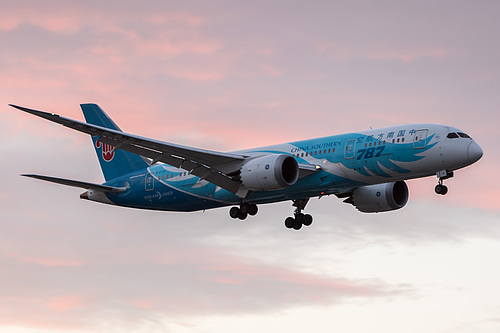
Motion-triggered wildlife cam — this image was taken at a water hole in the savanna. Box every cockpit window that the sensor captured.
[447,132,459,139]
[458,132,471,138]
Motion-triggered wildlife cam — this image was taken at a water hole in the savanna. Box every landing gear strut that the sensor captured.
[229,202,258,220]
[435,170,453,195]
[284,198,313,230]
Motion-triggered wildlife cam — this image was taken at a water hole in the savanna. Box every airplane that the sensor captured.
[10,103,483,230]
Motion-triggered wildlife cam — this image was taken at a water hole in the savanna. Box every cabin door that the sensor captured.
[344,139,356,159]
[413,129,428,149]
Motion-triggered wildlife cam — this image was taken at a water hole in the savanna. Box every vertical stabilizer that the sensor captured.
[81,104,149,181]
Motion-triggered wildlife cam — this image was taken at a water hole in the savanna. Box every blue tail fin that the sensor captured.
[81,104,149,181]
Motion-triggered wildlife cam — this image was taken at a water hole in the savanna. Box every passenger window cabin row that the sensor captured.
[154,172,188,181]
[292,148,336,158]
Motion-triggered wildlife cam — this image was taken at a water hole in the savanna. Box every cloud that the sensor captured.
[0,9,82,35]
[0,2,206,34]
[365,47,452,62]
[318,42,455,62]
[0,223,407,331]
[163,65,227,82]
[0,2,229,97]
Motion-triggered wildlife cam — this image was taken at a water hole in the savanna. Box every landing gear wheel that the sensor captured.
[247,204,258,216]
[230,203,258,221]
[302,214,313,226]
[237,210,248,220]
[295,213,305,224]
[229,207,239,219]
[292,221,302,230]
[239,202,250,214]
[435,184,448,195]
[285,217,295,229]
[435,170,452,196]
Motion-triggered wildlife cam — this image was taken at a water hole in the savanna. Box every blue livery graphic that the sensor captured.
[11,103,483,230]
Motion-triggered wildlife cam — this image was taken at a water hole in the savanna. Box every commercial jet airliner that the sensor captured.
[11,104,483,230]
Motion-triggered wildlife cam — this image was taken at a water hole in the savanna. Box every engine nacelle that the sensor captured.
[348,181,409,213]
[241,154,299,191]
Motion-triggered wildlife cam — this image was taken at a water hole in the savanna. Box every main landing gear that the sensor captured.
[284,198,313,230]
[229,202,258,220]
[435,170,454,195]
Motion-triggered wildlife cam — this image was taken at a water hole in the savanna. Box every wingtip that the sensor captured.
[9,104,32,112]
[9,104,60,117]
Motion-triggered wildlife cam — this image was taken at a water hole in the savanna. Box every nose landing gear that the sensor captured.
[435,183,448,195]
[284,198,313,230]
[435,170,453,195]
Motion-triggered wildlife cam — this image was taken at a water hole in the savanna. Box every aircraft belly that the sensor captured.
[109,185,226,212]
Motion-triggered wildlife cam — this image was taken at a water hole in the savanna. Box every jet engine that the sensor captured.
[240,154,299,191]
[346,181,409,213]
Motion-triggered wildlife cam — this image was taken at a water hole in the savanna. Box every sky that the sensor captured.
[1,0,499,332]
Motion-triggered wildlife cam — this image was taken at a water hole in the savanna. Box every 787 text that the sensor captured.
[356,146,386,160]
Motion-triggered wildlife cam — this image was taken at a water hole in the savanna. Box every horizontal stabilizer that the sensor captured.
[21,174,127,193]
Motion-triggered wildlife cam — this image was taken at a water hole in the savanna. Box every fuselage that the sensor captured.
[89,124,482,212]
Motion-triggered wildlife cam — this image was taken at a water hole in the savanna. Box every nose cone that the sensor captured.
[468,141,483,164]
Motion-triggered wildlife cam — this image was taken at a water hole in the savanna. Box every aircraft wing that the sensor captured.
[11,104,248,194]
[22,174,127,193]
[12,104,318,195]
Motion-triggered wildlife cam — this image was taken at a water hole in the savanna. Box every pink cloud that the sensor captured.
[0,243,405,331]
[142,12,206,27]
[260,64,283,77]
[129,298,155,310]
[163,66,227,82]
[317,41,354,61]
[0,8,83,34]
[137,38,222,57]
[46,295,88,311]
[11,251,77,270]
[2,59,69,90]
[318,41,455,62]
[366,47,451,62]
[0,4,219,66]
[0,4,207,34]
[0,16,23,31]
[12,254,86,267]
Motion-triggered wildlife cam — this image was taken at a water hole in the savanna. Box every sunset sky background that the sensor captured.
[1,1,499,332]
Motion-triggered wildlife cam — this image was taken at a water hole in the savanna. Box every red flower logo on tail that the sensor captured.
[96,141,115,162]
